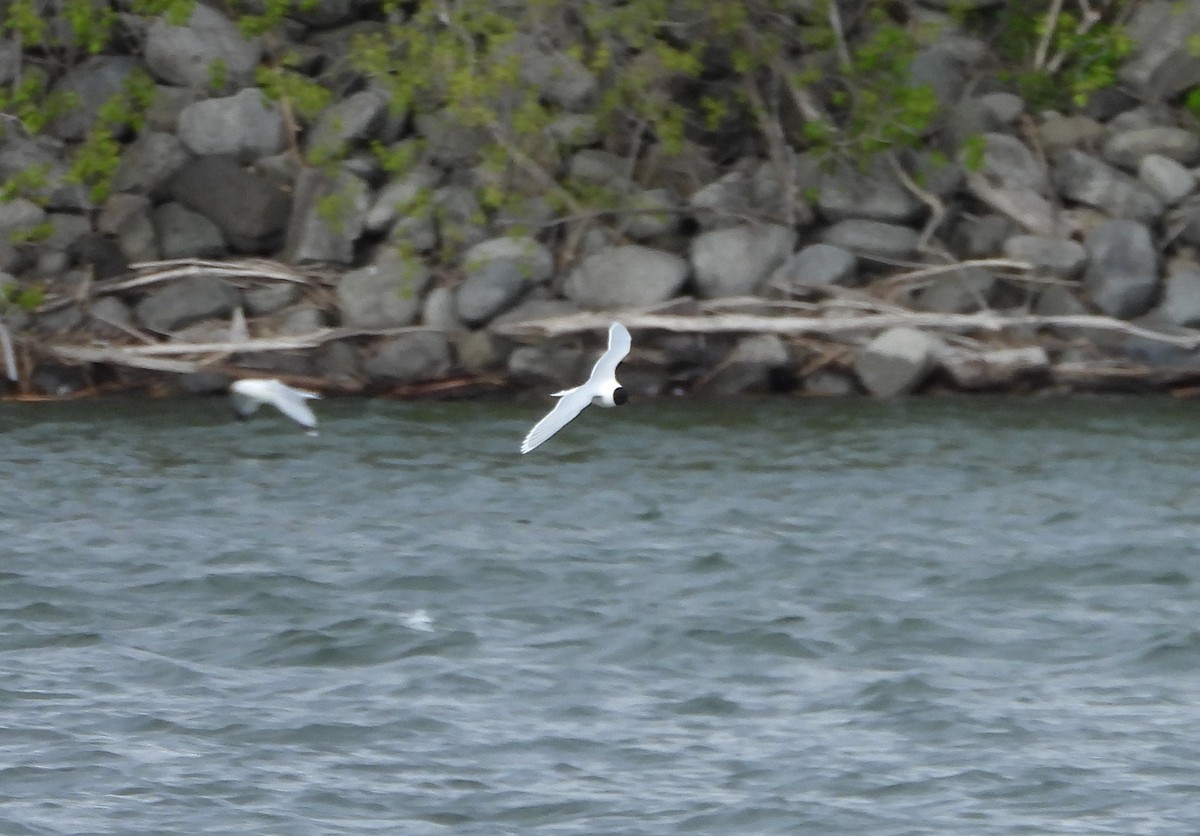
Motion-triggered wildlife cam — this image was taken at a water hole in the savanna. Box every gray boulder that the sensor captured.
[507,343,584,388]
[771,243,857,291]
[363,331,453,384]
[513,37,597,111]
[0,198,45,238]
[1052,149,1165,223]
[691,224,796,298]
[170,156,292,253]
[1119,0,1200,101]
[135,276,239,333]
[432,185,488,251]
[1039,114,1106,153]
[422,286,463,332]
[113,131,189,198]
[244,283,301,317]
[365,164,443,234]
[963,132,1060,235]
[152,202,226,259]
[1083,220,1159,318]
[283,168,369,265]
[144,3,261,90]
[622,188,681,239]
[47,56,139,141]
[1103,127,1200,170]
[1138,154,1196,205]
[1154,268,1200,327]
[915,267,996,313]
[565,245,688,309]
[455,236,553,326]
[817,159,924,223]
[96,193,157,262]
[305,90,388,159]
[819,220,918,261]
[415,109,492,167]
[177,89,287,162]
[700,334,790,395]
[854,327,942,397]
[336,250,431,328]
[1002,234,1087,276]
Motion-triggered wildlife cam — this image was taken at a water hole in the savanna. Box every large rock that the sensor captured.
[512,36,597,111]
[1002,234,1087,277]
[817,159,924,223]
[1083,220,1159,318]
[962,132,1060,235]
[1052,149,1165,223]
[1138,154,1196,205]
[283,168,369,264]
[455,236,553,326]
[770,243,857,291]
[336,250,431,328]
[305,90,388,159]
[699,334,790,395]
[819,219,918,261]
[170,156,292,253]
[690,224,795,298]
[152,202,226,259]
[113,131,189,198]
[1153,268,1200,327]
[565,245,688,309]
[1119,0,1200,101]
[144,3,262,90]
[135,276,239,333]
[47,56,139,141]
[854,327,942,397]
[915,267,996,313]
[1103,127,1200,170]
[365,164,443,234]
[96,193,157,262]
[363,331,453,384]
[177,89,287,162]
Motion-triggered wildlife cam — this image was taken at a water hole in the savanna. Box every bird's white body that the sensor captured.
[230,378,321,434]
[521,322,631,454]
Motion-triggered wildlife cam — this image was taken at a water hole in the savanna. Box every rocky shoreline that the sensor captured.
[2,1,1200,401]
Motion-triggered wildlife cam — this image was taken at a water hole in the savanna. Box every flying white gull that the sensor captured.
[230,378,321,435]
[521,321,631,454]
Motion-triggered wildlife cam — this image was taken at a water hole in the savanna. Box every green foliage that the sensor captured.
[128,0,196,25]
[2,0,47,44]
[257,59,333,123]
[960,133,987,172]
[989,0,1135,110]
[8,222,53,246]
[0,164,53,204]
[63,69,157,203]
[0,70,77,134]
[64,0,117,53]
[2,282,45,311]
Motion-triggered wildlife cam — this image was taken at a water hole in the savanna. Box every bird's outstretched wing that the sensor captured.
[230,379,320,431]
[263,380,320,430]
[520,386,591,453]
[586,322,631,384]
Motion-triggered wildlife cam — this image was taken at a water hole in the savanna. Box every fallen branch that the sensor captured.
[494,310,1200,350]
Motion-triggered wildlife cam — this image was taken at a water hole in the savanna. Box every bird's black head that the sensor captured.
[613,386,628,406]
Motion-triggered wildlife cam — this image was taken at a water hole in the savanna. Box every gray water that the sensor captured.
[2,394,1199,834]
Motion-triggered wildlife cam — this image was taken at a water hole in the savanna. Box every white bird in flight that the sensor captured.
[521,322,631,454]
[230,378,321,435]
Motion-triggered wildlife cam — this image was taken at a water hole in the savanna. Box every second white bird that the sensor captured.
[521,322,631,454]
[230,378,321,435]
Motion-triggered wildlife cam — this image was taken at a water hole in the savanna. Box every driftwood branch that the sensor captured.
[494,310,1200,350]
